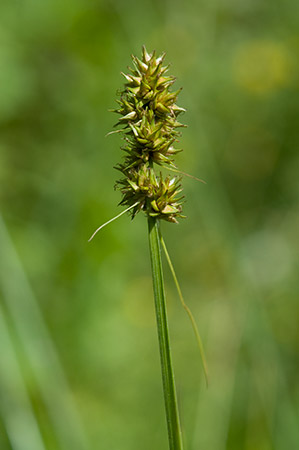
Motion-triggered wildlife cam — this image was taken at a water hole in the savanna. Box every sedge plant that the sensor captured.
[89,46,208,450]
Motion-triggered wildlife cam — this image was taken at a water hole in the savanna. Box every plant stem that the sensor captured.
[148,217,184,450]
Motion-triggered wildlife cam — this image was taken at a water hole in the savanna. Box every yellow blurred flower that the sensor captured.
[233,40,291,94]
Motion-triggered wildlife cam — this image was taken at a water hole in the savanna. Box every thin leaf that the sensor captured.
[160,233,209,387]
[88,202,139,241]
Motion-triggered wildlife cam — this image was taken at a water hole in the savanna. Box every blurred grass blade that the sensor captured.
[160,234,209,386]
[0,307,46,450]
[190,124,299,450]
[0,214,89,450]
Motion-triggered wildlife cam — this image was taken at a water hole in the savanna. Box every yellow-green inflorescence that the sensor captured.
[113,46,186,224]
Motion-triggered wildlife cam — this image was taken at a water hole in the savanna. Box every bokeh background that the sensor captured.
[1,0,299,449]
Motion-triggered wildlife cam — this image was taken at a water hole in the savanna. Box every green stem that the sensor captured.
[148,217,184,450]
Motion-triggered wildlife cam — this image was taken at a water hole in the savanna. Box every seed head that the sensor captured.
[113,46,186,223]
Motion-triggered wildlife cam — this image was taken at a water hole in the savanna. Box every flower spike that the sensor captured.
[114,47,186,223]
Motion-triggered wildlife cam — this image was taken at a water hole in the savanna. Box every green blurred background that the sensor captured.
[1,0,299,449]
